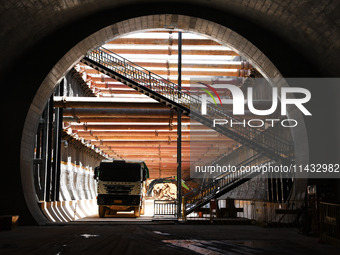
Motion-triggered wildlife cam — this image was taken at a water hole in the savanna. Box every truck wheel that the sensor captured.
[134,207,140,217]
[140,200,145,215]
[99,205,106,218]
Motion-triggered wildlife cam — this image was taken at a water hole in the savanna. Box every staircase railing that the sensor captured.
[184,154,272,215]
[82,47,294,163]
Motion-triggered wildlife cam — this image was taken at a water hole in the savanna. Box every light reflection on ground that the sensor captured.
[163,239,267,255]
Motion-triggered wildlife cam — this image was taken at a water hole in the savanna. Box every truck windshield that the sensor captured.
[99,162,141,182]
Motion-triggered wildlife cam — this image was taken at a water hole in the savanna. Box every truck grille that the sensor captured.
[104,184,134,195]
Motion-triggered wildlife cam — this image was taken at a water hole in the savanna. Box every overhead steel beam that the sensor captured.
[90,141,192,146]
[69,124,185,131]
[63,108,172,118]
[106,149,193,153]
[90,141,232,146]
[98,49,239,56]
[106,38,221,46]
[111,153,223,157]
[76,130,219,136]
[54,97,164,109]
[64,117,190,123]
[96,143,231,148]
[69,124,214,131]
[84,68,248,76]
[92,78,241,86]
[81,136,231,141]
[88,70,245,83]
[82,62,249,70]
[105,147,226,152]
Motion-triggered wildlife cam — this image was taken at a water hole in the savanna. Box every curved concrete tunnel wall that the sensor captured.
[42,163,97,223]
[1,1,339,225]
[38,132,104,222]
[21,15,308,224]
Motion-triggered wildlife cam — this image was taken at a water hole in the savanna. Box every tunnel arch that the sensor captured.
[20,14,309,224]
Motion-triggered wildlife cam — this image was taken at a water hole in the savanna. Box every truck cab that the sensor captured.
[94,160,149,218]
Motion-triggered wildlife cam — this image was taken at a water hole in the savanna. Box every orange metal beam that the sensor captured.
[105,49,238,56]
[70,124,213,131]
[67,117,190,123]
[55,100,167,109]
[90,141,233,146]
[81,135,231,141]
[88,71,243,83]
[76,130,218,136]
[107,38,221,46]
[82,62,250,71]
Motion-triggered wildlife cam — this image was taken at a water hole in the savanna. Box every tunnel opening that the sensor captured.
[21,15,309,225]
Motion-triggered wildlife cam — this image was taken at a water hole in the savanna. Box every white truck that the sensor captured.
[94,160,149,218]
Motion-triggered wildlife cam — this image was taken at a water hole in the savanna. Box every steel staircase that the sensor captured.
[184,150,272,215]
[81,47,294,164]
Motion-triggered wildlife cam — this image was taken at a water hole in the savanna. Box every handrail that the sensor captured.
[100,47,194,97]
[320,202,340,207]
[184,153,264,200]
[183,155,272,214]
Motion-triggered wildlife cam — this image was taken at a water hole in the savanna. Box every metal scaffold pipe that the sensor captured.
[63,108,173,118]
[54,97,166,109]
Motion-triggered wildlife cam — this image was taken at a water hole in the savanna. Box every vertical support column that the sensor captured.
[176,31,182,219]
[178,31,182,91]
[177,110,182,218]
[44,96,54,202]
[33,119,42,197]
[51,108,57,201]
[33,111,45,201]
[52,80,64,201]
[55,80,64,201]
[39,107,48,201]
[267,174,273,202]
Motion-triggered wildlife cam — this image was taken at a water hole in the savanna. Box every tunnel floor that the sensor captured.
[74,199,173,223]
[1,224,338,255]
[76,215,156,223]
